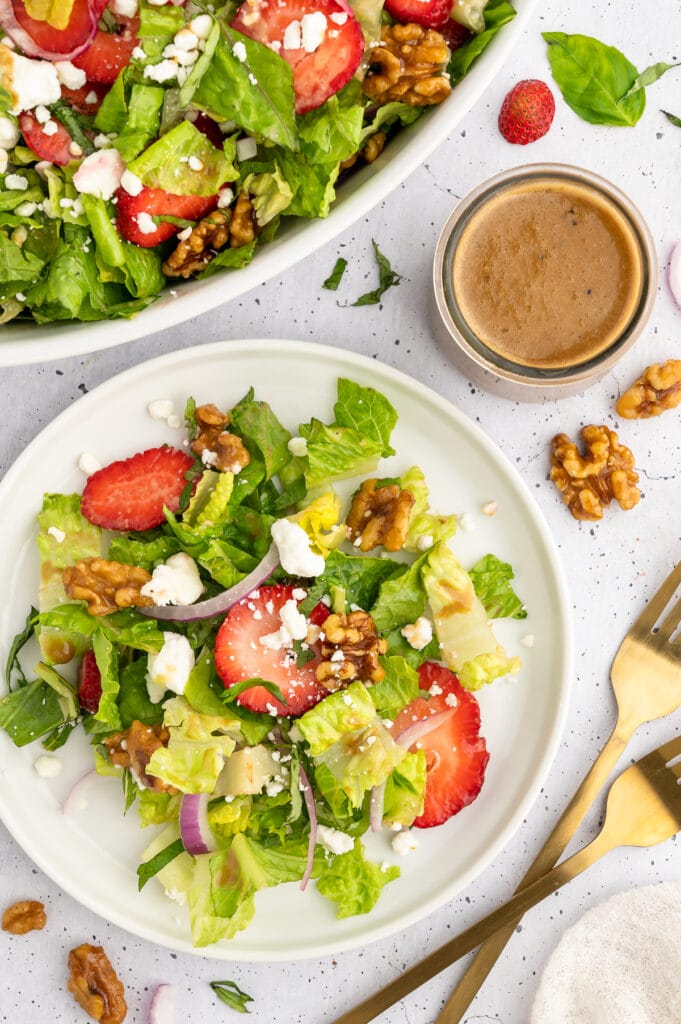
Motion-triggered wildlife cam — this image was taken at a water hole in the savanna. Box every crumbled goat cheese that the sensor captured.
[400,617,433,651]
[136,211,157,235]
[0,46,60,113]
[121,169,144,196]
[55,60,87,90]
[459,512,476,532]
[300,11,327,52]
[287,436,308,457]
[416,534,433,551]
[521,634,535,648]
[236,136,257,161]
[5,173,28,190]
[143,60,178,84]
[147,398,175,421]
[316,824,354,855]
[73,149,125,200]
[140,552,205,607]
[271,518,325,577]
[77,451,101,476]
[146,632,195,699]
[47,526,66,544]
[0,115,20,149]
[391,829,419,855]
[33,754,62,778]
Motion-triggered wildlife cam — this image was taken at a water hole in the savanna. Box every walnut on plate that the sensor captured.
[190,402,251,473]
[550,425,640,522]
[363,24,452,107]
[163,193,256,279]
[316,610,387,691]
[616,359,681,419]
[67,943,127,1024]
[346,478,415,552]
[103,721,176,793]
[2,900,46,935]
[63,558,152,616]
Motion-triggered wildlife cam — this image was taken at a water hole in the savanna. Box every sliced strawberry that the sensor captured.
[384,0,449,29]
[19,111,75,166]
[115,185,219,247]
[81,447,194,531]
[77,649,102,714]
[73,15,140,84]
[215,584,328,716]
[391,662,489,828]
[308,600,330,627]
[231,0,365,115]
[11,0,108,56]
[61,82,109,115]
[193,112,225,149]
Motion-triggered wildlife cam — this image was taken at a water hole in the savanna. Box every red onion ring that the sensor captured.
[369,779,386,832]
[299,763,317,891]
[0,0,99,62]
[179,793,218,855]
[139,543,280,622]
[393,708,456,751]
[148,983,176,1024]
[62,769,98,816]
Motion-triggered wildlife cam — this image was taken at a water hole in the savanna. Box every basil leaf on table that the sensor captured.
[351,240,401,306]
[662,110,681,127]
[543,32,646,126]
[210,979,254,1014]
[323,257,347,290]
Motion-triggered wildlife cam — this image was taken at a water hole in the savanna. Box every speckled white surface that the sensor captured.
[1,1,681,1021]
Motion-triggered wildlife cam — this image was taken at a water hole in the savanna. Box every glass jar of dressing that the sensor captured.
[432,164,657,400]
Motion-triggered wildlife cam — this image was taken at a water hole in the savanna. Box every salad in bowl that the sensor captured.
[1,375,527,947]
[0,0,515,325]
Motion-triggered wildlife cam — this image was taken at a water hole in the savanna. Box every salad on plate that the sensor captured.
[0,0,515,325]
[1,377,526,947]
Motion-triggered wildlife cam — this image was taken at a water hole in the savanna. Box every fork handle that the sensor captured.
[331,831,613,1024]
[435,722,632,1023]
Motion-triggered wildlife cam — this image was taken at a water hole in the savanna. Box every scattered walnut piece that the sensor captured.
[162,210,231,279]
[103,721,176,793]
[340,131,388,173]
[63,558,152,616]
[67,943,127,1024]
[616,359,681,419]
[550,425,640,522]
[316,611,387,691]
[229,191,256,248]
[363,24,452,107]
[190,403,251,473]
[347,478,415,552]
[2,900,46,935]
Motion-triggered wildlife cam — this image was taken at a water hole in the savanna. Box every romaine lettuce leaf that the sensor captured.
[112,83,164,163]
[449,0,517,83]
[118,657,163,728]
[146,696,239,793]
[229,388,292,479]
[300,549,404,614]
[0,678,70,746]
[400,466,457,551]
[290,492,346,556]
[300,420,383,488]
[242,165,293,226]
[468,553,527,620]
[316,840,400,918]
[370,553,429,633]
[382,749,426,827]
[108,534,180,573]
[358,101,422,145]
[298,91,364,164]
[368,656,419,718]
[334,378,398,458]
[137,788,181,827]
[138,0,186,61]
[298,681,377,756]
[92,630,121,730]
[128,120,237,197]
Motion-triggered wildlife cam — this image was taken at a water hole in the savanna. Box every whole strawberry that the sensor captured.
[498,79,555,145]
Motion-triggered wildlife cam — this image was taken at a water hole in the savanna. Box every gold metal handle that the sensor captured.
[436,723,632,1023]
[331,832,613,1024]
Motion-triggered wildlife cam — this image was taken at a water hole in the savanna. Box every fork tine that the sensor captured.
[632,561,681,638]
[656,595,681,643]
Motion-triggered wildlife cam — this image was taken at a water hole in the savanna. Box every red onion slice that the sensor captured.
[179,793,218,855]
[393,708,456,751]
[299,763,317,891]
[139,543,280,622]
[62,769,98,816]
[148,983,176,1024]
[369,780,386,832]
[670,240,681,309]
[0,0,99,62]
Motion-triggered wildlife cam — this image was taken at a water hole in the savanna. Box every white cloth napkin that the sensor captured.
[531,882,681,1024]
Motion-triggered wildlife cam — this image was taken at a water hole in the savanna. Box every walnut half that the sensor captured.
[550,425,640,521]
[616,359,681,419]
[363,24,452,107]
[347,478,415,552]
[63,558,152,616]
[103,721,176,794]
[190,402,251,473]
[316,611,387,691]
[2,900,46,935]
[163,193,257,279]
[67,943,127,1024]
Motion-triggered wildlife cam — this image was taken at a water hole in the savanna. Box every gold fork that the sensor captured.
[332,732,681,1024]
[330,560,681,1024]
[433,558,681,1024]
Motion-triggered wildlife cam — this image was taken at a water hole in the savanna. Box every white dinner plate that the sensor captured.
[0,339,572,960]
[0,0,538,367]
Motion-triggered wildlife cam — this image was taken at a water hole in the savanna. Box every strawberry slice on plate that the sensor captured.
[115,185,219,248]
[73,14,140,84]
[81,446,194,531]
[10,0,109,58]
[215,584,328,716]
[384,0,450,30]
[391,662,489,828]
[77,649,102,714]
[231,0,365,115]
[19,111,75,166]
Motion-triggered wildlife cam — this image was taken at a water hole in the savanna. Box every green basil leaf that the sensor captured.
[5,606,38,688]
[543,32,646,127]
[322,257,347,291]
[210,979,254,1014]
[662,109,681,127]
[350,240,401,307]
[137,837,185,890]
[621,62,679,100]
[221,677,288,707]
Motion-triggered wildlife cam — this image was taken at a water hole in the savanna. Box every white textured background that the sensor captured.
[2,0,681,1021]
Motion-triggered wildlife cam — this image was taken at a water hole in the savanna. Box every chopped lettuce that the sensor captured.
[36,493,101,663]
[400,466,457,552]
[300,549,403,614]
[422,542,520,690]
[128,120,237,196]
[367,656,419,719]
[449,0,517,83]
[334,378,398,458]
[137,789,181,827]
[300,420,383,488]
[92,630,121,730]
[317,840,400,918]
[468,553,527,620]
[0,677,72,746]
[229,389,292,480]
[146,697,240,793]
[242,166,293,226]
[382,750,427,828]
[370,552,429,633]
[290,492,346,556]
